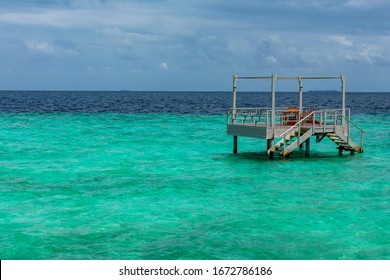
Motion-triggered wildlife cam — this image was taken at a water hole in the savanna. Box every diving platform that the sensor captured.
[227,75,365,158]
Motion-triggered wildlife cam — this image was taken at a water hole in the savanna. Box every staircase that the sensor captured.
[267,111,315,157]
[326,126,363,153]
[267,128,313,157]
[267,125,363,157]
[266,110,364,157]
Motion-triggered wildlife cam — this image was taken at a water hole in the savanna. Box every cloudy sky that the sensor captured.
[0,0,389,91]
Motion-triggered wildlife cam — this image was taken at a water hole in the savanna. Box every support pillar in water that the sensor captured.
[267,139,274,159]
[233,136,238,154]
[305,137,310,157]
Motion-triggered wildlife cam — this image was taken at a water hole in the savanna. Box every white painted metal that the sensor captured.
[341,75,346,127]
[298,76,303,144]
[237,76,273,80]
[298,77,303,118]
[271,74,276,131]
[227,74,364,157]
[232,75,237,124]
[235,75,340,80]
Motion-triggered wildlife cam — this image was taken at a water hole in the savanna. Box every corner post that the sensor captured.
[232,75,238,124]
[341,75,346,127]
[232,75,238,154]
[298,76,303,121]
[271,74,276,131]
[298,76,303,141]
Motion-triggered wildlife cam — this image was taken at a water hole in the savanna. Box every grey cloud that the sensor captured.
[1,0,389,90]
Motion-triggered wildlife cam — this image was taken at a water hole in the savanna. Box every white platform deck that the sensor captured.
[227,108,348,139]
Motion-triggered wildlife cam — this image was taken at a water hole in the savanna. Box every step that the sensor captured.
[338,143,351,147]
[338,144,352,149]
[285,133,297,141]
[337,147,353,151]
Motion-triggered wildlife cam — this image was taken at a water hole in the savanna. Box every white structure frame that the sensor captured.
[227,74,364,158]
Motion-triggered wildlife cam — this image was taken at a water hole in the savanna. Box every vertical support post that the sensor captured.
[324,110,327,133]
[269,74,276,160]
[232,75,238,124]
[298,76,303,143]
[267,139,274,159]
[267,139,274,150]
[267,138,274,159]
[232,75,238,154]
[305,137,310,157]
[341,75,346,127]
[298,76,303,121]
[271,74,276,131]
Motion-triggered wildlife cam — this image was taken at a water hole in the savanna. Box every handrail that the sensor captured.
[227,107,270,126]
[279,111,315,155]
[228,108,270,113]
[280,111,315,138]
[336,112,365,135]
[228,107,342,114]
[335,112,365,149]
[228,107,345,127]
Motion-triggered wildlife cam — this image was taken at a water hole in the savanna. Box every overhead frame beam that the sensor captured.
[235,75,340,80]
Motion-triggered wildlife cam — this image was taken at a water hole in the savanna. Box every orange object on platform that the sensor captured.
[283,107,298,125]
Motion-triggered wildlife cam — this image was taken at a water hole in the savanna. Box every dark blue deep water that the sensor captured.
[0,91,389,114]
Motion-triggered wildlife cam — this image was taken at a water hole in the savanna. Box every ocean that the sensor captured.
[0,90,389,260]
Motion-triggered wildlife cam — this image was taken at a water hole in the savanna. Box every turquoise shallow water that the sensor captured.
[0,113,389,259]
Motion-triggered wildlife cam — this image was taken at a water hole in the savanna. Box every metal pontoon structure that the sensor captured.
[227,74,365,158]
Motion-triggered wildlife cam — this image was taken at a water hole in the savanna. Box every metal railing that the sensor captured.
[227,107,349,128]
[335,112,365,150]
[227,108,270,126]
[228,107,364,153]
[279,111,316,155]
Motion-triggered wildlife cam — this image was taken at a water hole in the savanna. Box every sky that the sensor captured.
[0,0,389,91]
